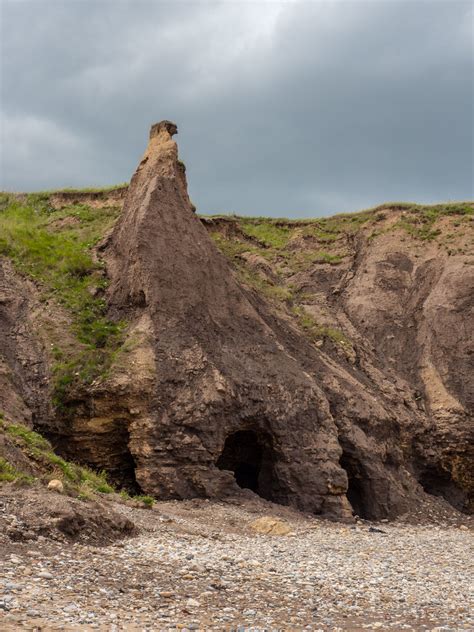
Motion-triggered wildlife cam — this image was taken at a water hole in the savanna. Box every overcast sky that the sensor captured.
[1,0,472,217]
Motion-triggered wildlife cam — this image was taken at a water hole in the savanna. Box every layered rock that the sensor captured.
[2,121,471,520]
[341,231,474,512]
[61,120,435,521]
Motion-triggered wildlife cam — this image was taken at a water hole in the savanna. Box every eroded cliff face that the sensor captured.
[0,259,52,426]
[340,230,473,511]
[1,122,472,519]
[43,120,458,521]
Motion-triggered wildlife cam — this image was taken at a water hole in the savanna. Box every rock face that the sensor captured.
[63,119,442,521]
[341,231,474,512]
[101,121,354,519]
[0,259,52,427]
[1,121,472,520]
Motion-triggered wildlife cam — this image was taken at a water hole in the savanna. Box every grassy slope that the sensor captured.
[0,413,154,505]
[207,202,473,346]
[0,193,125,406]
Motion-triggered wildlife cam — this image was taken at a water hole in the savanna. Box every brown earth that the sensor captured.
[1,121,473,525]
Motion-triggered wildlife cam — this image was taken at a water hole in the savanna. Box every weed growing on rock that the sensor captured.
[133,494,155,508]
[292,306,352,347]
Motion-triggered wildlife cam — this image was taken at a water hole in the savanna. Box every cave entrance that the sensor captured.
[339,452,372,519]
[216,430,275,499]
[418,465,466,512]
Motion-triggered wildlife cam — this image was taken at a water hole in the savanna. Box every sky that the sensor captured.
[0,0,472,217]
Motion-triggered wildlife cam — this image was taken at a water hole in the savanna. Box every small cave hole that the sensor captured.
[418,466,467,512]
[340,452,371,519]
[217,430,276,499]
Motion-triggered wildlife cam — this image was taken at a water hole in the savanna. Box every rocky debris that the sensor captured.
[0,487,136,546]
[250,516,292,535]
[47,479,64,493]
[0,495,472,630]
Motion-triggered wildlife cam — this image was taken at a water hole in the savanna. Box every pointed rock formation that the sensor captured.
[3,122,471,519]
[96,121,428,520]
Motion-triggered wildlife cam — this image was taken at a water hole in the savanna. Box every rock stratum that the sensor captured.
[1,121,472,521]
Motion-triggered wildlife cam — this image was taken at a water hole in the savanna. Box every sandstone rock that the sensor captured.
[250,517,292,536]
[1,120,471,522]
[47,479,64,493]
[47,121,471,521]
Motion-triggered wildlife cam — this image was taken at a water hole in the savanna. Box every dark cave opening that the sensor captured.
[216,430,276,500]
[339,452,372,519]
[418,465,467,512]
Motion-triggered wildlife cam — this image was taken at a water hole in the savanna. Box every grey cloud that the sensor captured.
[1,0,472,216]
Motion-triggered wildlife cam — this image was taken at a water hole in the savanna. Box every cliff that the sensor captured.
[0,122,472,519]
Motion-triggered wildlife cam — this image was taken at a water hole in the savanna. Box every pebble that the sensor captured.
[186,598,200,607]
[0,499,472,630]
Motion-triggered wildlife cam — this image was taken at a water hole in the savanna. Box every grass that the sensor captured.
[132,494,155,508]
[26,183,129,195]
[393,203,473,241]
[239,268,294,303]
[292,307,352,347]
[0,193,125,406]
[0,457,34,484]
[5,424,51,450]
[1,417,157,504]
[2,419,115,494]
[240,221,292,249]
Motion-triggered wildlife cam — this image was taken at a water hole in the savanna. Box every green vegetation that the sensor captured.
[292,306,352,347]
[0,457,34,484]
[1,416,156,504]
[2,420,114,493]
[133,494,155,508]
[0,193,125,406]
[240,221,292,248]
[119,490,155,508]
[30,183,129,195]
[393,203,473,241]
[5,423,51,450]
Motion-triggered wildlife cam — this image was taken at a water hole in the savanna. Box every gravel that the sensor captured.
[0,497,472,630]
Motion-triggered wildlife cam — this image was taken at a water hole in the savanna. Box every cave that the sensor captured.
[339,452,372,519]
[418,465,467,512]
[216,430,276,500]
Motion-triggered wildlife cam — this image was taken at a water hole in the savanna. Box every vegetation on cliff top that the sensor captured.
[207,201,472,348]
[0,189,471,367]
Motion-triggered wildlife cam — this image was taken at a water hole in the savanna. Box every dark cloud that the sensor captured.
[1,0,472,216]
